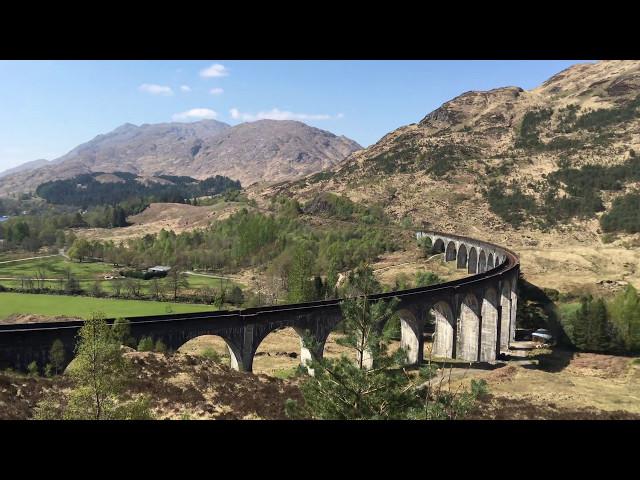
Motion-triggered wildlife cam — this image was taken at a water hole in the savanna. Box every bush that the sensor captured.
[27,361,39,377]
[154,339,167,353]
[201,347,222,363]
[137,336,154,352]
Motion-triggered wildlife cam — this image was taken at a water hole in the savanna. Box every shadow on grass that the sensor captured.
[521,348,576,372]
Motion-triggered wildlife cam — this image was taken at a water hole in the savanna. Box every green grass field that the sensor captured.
[0,292,215,320]
[0,255,243,294]
[0,256,112,278]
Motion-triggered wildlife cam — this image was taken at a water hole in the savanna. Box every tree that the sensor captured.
[286,243,316,303]
[90,281,104,298]
[165,269,189,301]
[34,312,153,420]
[608,285,640,352]
[112,318,135,347]
[572,296,610,352]
[49,339,66,375]
[285,264,487,420]
[68,238,91,262]
[228,286,245,306]
[150,277,165,300]
[417,236,433,258]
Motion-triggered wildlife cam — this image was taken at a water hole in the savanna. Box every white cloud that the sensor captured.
[228,107,342,122]
[200,63,229,78]
[138,83,174,96]
[209,87,224,95]
[180,85,191,92]
[172,108,218,121]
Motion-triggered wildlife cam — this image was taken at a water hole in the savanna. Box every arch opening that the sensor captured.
[457,244,468,269]
[252,327,312,377]
[177,334,240,370]
[457,293,480,362]
[478,250,487,273]
[445,241,457,262]
[468,247,478,274]
[480,288,499,362]
[432,238,445,254]
[487,253,494,270]
[430,301,455,359]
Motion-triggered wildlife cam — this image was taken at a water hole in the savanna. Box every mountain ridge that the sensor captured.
[0,119,361,195]
[259,60,640,248]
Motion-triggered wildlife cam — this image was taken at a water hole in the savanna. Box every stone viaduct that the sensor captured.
[0,231,519,372]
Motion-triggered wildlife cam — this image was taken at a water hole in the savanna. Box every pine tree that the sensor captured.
[287,243,315,303]
[285,265,487,420]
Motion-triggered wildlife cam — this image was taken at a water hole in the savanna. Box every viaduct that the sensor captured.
[0,231,519,372]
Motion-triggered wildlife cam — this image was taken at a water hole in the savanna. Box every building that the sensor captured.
[532,328,553,345]
[148,265,171,273]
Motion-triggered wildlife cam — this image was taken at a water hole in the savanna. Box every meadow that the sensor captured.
[0,292,214,320]
[0,255,242,295]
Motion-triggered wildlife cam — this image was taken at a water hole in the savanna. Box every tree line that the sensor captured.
[35,171,241,208]
[564,285,640,354]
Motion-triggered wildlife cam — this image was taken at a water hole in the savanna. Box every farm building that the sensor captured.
[148,265,171,273]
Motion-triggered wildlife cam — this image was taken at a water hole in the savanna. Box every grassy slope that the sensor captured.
[0,292,213,319]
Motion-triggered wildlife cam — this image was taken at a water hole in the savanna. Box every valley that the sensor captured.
[1,59,640,421]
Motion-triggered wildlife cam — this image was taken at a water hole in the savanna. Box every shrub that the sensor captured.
[201,347,222,363]
[137,336,154,352]
[27,361,39,376]
[154,339,167,353]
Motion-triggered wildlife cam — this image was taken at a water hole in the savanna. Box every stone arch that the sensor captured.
[480,288,499,362]
[396,308,421,365]
[457,293,480,361]
[487,252,494,270]
[478,250,487,273]
[499,280,512,351]
[431,301,455,359]
[468,247,478,274]
[252,326,316,375]
[445,241,457,262]
[457,244,468,269]
[177,334,242,371]
[432,238,445,254]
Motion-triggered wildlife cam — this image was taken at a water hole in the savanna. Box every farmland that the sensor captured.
[0,255,242,296]
[0,292,213,320]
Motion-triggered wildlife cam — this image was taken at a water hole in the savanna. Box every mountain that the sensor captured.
[0,120,361,195]
[264,60,640,246]
[0,159,50,179]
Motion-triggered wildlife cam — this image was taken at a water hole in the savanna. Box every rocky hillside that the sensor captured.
[261,60,640,248]
[0,351,303,420]
[0,120,361,195]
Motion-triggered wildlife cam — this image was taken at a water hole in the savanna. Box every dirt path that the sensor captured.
[0,254,60,265]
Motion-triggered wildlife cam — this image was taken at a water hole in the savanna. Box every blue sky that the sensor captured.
[0,60,589,172]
